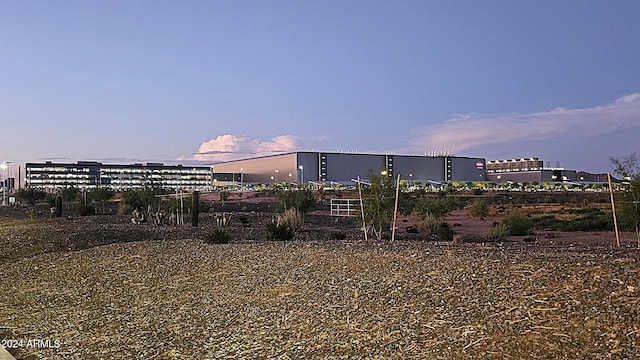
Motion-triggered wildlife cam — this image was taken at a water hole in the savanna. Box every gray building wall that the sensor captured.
[213,153,299,184]
[297,152,319,184]
[322,153,386,183]
[212,152,487,185]
[449,157,487,182]
[390,156,445,182]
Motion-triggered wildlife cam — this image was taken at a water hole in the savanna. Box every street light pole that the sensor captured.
[1,161,9,206]
[1,162,5,206]
[298,165,304,185]
[6,161,11,193]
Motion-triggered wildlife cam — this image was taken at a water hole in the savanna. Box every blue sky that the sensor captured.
[1,1,639,174]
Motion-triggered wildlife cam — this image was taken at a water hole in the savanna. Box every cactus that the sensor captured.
[55,195,63,218]
[192,191,200,227]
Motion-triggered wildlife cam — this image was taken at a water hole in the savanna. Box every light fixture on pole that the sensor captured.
[240,168,244,189]
[274,169,279,183]
[298,165,304,184]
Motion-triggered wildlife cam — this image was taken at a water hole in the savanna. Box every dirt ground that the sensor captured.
[1,196,639,359]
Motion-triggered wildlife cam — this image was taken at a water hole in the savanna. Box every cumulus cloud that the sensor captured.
[182,134,301,162]
[409,93,640,155]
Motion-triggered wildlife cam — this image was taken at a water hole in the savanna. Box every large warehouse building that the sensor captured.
[213,151,486,184]
[22,152,487,190]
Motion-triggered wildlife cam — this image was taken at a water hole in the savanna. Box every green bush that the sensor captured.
[60,186,79,202]
[118,204,134,216]
[120,188,161,212]
[532,209,613,232]
[275,189,316,213]
[237,215,251,227]
[76,203,96,216]
[486,222,509,241]
[436,222,454,241]
[204,228,231,244]
[266,222,294,241]
[468,198,489,219]
[501,213,533,236]
[199,200,211,213]
[415,193,463,218]
[16,188,46,206]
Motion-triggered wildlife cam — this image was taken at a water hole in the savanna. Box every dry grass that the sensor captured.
[2,236,639,359]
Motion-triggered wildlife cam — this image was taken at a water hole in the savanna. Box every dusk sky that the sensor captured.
[1,1,639,175]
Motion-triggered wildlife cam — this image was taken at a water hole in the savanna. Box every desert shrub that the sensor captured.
[501,213,533,236]
[26,208,41,219]
[468,198,489,219]
[533,215,561,229]
[405,226,419,234]
[416,214,453,241]
[436,222,454,241]
[329,231,347,240]
[199,200,211,213]
[532,210,613,232]
[76,203,96,216]
[204,228,231,244]
[486,222,509,241]
[398,190,424,215]
[118,204,133,215]
[237,215,250,227]
[566,209,613,231]
[417,213,439,236]
[276,189,316,213]
[266,222,294,241]
[277,208,303,230]
[415,192,462,218]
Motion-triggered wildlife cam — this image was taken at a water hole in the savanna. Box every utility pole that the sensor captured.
[357,176,367,241]
[392,173,400,241]
[608,173,621,247]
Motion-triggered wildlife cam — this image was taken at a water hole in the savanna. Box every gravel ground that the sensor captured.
[2,238,639,359]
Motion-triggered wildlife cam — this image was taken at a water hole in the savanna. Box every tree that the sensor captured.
[15,188,46,207]
[120,187,161,213]
[617,178,640,246]
[610,153,639,180]
[357,170,396,241]
[89,187,115,214]
[60,186,79,202]
[611,153,640,246]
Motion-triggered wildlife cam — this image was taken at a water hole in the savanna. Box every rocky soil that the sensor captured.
[1,197,639,359]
